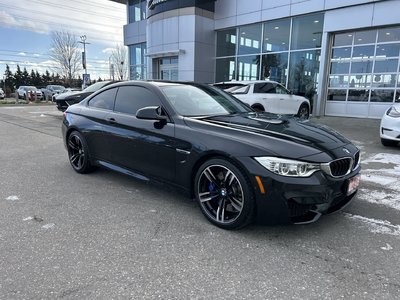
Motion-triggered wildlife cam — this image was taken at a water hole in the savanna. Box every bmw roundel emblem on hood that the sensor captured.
[342,147,351,154]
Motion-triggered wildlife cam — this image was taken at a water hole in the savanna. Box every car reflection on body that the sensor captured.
[380,103,400,147]
[214,80,311,119]
[62,81,361,229]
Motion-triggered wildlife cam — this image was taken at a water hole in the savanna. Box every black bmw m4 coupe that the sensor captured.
[62,81,361,229]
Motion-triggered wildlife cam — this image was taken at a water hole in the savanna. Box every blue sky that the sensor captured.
[0,0,126,81]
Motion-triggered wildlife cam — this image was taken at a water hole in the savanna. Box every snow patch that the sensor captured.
[358,188,400,210]
[23,216,34,221]
[361,174,399,186]
[363,153,400,166]
[381,243,393,251]
[42,223,55,229]
[345,213,400,236]
[5,195,19,201]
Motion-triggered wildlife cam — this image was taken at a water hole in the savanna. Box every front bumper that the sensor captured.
[380,116,400,141]
[237,157,360,224]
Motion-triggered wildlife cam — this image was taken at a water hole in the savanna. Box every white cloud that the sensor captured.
[18,52,26,56]
[0,10,49,34]
[102,47,116,54]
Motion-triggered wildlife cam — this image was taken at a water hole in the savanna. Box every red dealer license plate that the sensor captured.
[347,174,361,196]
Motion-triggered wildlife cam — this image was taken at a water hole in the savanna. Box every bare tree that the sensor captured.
[49,31,82,85]
[110,44,128,80]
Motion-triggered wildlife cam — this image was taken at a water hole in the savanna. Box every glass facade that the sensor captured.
[128,0,146,23]
[129,43,147,80]
[215,13,323,103]
[328,27,400,103]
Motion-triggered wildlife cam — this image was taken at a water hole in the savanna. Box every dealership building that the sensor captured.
[110,0,400,118]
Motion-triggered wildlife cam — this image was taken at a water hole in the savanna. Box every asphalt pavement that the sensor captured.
[0,104,399,299]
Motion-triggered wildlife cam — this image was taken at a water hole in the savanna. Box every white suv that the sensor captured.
[0,88,4,99]
[214,80,311,119]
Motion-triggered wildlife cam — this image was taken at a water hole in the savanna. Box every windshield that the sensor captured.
[52,85,64,91]
[160,84,252,117]
[83,81,111,93]
[24,86,37,91]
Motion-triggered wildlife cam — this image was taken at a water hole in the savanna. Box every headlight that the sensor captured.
[254,157,321,177]
[387,106,400,118]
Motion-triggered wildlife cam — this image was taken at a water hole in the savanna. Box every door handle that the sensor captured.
[106,117,116,124]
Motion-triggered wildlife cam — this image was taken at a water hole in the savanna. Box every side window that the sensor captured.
[276,84,289,95]
[114,86,161,115]
[88,88,117,110]
[254,83,276,94]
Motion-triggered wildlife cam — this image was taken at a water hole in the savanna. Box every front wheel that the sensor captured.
[297,104,310,120]
[67,131,95,174]
[194,158,255,229]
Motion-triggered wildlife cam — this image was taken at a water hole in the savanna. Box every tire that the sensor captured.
[194,158,255,229]
[67,131,95,174]
[381,138,398,147]
[297,103,310,120]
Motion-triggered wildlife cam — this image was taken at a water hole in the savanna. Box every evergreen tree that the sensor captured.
[4,64,14,92]
[14,65,23,88]
[22,67,30,85]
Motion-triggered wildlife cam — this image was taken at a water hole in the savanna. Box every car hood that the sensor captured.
[64,91,93,101]
[184,113,354,159]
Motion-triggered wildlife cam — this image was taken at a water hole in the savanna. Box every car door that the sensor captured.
[253,82,282,113]
[275,83,301,114]
[103,85,176,182]
[84,87,118,162]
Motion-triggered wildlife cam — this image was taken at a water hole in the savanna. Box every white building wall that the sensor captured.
[214,0,390,29]
[146,8,215,82]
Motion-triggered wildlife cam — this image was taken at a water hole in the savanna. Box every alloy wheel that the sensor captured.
[197,164,245,224]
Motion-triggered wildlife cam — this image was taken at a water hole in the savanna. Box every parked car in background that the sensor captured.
[214,80,311,119]
[42,85,65,101]
[62,80,361,229]
[17,86,43,100]
[380,103,400,146]
[55,81,116,111]
[52,88,81,102]
[0,88,4,99]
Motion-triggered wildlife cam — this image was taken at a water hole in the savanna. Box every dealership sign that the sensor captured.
[148,0,169,10]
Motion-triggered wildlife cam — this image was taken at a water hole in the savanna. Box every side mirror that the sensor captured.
[136,106,167,121]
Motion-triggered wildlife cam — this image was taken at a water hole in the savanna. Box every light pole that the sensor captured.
[78,35,90,87]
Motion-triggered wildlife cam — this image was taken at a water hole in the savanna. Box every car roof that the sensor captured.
[215,80,280,85]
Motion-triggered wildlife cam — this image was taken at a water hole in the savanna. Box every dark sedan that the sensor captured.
[62,81,361,229]
[55,81,116,111]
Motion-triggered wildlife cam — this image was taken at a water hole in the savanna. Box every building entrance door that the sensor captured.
[159,56,178,80]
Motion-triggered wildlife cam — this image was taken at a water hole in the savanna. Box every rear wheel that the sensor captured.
[194,158,255,229]
[67,131,95,173]
[381,138,398,147]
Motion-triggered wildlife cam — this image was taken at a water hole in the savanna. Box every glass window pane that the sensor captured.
[327,89,347,101]
[291,14,324,50]
[370,89,395,102]
[351,61,373,73]
[372,74,397,87]
[216,29,237,57]
[332,47,351,60]
[374,58,399,73]
[88,88,117,110]
[215,57,236,82]
[329,75,349,88]
[376,44,400,58]
[237,55,260,81]
[378,27,400,43]
[330,62,350,74]
[114,86,161,115]
[263,19,290,52]
[288,50,320,101]
[354,30,376,45]
[261,53,288,84]
[349,75,371,88]
[348,89,369,102]
[333,33,353,47]
[396,91,400,103]
[352,45,374,59]
[238,24,262,55]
